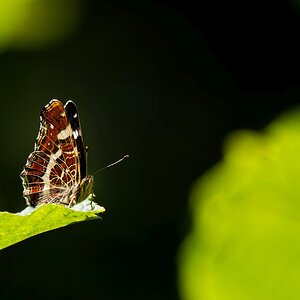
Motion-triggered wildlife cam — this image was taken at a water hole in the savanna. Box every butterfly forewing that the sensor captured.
[20,99,89,207]
[64,100,87,179]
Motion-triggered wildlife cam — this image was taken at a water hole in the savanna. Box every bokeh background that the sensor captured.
[1,0,300,299]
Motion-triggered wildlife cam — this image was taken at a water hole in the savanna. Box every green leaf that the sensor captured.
[0,199,105,250]
[0,0,83,51]
[178,108,300,300]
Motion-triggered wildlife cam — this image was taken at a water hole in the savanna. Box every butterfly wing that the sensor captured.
[20,99,82,206]
[64,100,87,179]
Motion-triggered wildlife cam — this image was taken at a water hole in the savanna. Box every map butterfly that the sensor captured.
[20,99,94,207]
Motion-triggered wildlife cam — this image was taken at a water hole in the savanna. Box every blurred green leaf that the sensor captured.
[0,0,83,51]
[0,200,105,250]
[0,0,29,49]
[178,108,300,300]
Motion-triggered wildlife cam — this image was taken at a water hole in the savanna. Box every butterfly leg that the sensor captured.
[89,193,96,210]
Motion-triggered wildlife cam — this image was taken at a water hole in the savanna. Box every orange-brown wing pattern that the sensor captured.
[20,100,81,206]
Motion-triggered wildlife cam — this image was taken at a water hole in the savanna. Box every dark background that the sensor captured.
[1,0,300,299]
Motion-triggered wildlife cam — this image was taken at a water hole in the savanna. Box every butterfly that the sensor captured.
[20,99,94,207]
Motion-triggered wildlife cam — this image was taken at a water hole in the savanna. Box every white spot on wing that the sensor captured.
[73,129,79,139]
[54,148,62,157]
[57,124,72,140]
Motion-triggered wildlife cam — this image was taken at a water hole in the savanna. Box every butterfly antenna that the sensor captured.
[93,155,129,176]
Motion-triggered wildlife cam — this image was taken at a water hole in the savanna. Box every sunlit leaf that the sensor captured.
[0,199,105,250]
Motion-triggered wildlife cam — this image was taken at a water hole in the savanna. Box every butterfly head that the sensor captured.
[77,175,94,203]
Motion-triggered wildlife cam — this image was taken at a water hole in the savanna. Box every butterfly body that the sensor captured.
[66,175,94,206]
[20,99,93,207]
